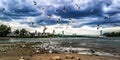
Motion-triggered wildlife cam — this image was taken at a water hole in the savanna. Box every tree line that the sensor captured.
[0,24,28,37]
[0,24,120,37]
[0,24,56,38]
[0,24,11,37]
[103,32,120,37]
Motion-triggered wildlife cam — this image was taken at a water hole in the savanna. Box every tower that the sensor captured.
[53,30,55,34]
[62,31,64,37]
[100,30,103,36]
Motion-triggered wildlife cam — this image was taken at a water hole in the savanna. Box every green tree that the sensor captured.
[0,24,11,37]
[14,29,20,36]
[20,29,28,36]
[103,32,120,37]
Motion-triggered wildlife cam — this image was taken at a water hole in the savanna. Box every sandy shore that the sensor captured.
[0,54,120,60]
[0,42,120,60]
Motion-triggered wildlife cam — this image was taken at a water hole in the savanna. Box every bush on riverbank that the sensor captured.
[103,32,120,37]
[0,24,11,37]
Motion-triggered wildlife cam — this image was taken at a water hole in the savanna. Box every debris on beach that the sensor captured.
[22,44,27,48]
[65,55,74,59]
[0,48,6,53]
[35,48,40,53]
[0,41,119,60]
[19,56,24,60]
[50,56,61,60]
[75,57,81,60]
[49,49,52,53]
[90,49,95,54]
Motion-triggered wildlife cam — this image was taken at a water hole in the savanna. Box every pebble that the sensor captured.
[65,55,74,59]
[75,57,81,60]
[19,56,24,60]
[51,56,61,60]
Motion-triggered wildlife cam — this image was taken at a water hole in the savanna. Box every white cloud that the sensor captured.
[1,19,120,36]
[103,27,120,33]
[103,0,120,13]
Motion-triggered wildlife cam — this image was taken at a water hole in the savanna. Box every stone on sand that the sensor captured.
[75,57,81,60]
[65,55,74,59]
[51,56,61,60]
[19,56,24,60]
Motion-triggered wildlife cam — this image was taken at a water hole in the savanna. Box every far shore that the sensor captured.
[0,34,104,39]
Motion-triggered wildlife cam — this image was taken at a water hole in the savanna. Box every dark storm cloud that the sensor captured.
[55,5,103,18]
[83,15,120,27]
[0,0,41,21]
[0,0,120,28]
[0,14,11,21]
[35,18,68,26]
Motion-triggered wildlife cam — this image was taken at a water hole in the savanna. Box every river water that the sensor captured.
[0,37,120,48]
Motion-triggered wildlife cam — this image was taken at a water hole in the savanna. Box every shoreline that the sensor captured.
[0,42,120,60]
[0,37,10,40]
[0,38,120,57]
[0,53,120,60]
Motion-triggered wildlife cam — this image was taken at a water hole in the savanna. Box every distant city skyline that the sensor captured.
[0,0,120,35]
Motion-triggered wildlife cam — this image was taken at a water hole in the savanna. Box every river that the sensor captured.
[0,37,120,48]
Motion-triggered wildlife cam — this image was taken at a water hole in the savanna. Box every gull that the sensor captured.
[97,24,100,30]
[75,4,80,10]
[33,1,37,5]
[31,22,34,26]
[47,14,51,19]
[104,16,109,20]
[62,6,66,13]
[56,18,61,24]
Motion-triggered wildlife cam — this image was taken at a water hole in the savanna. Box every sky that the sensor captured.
[0,0,120,35]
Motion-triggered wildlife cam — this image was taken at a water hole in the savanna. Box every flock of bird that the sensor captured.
[32,0,81,30]
[33,0,110,30]
[0,0,110,30]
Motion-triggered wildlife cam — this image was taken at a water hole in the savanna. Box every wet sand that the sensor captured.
[0,54,120,60]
